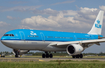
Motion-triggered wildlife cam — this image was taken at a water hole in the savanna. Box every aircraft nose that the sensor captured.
[1,36,6,41]
[1,36,12,48]
[1,36,5,43]
[1,36,8,44]
[1,40,5,44]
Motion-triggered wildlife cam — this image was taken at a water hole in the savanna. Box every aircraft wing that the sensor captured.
[50,39,105,46]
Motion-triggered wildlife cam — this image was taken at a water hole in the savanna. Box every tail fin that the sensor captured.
[88,10,104,35]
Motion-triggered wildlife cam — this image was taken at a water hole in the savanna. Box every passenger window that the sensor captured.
[12,34,14,36]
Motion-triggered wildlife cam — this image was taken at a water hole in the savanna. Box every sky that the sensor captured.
[0,0,105,53]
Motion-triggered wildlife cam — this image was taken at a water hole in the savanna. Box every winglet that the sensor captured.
[88,10,104,35]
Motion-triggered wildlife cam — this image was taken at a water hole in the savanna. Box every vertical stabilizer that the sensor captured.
[88,10,104,35]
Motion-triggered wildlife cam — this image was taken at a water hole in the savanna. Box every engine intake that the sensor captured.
[66,44,83,55]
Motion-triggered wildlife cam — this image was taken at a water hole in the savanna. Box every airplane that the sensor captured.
[1,10,105,58]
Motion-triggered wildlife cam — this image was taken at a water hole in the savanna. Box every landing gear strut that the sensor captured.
[13,49,19,58]
[42,52,53,58]
[72,54,83,58]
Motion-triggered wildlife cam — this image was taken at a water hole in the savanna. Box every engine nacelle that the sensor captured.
[66,44,83,55]
[13,49,29,55]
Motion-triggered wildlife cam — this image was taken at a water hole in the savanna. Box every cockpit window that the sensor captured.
[3,34,14,36]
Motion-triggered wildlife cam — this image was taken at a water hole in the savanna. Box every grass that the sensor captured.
[1,56,105,68]
[50,59,100,62]
[0,60,105,68]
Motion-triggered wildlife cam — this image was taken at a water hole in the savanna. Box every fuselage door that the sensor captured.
[40,32,45,41]
[74,35,77,41]
[19,31,25,40]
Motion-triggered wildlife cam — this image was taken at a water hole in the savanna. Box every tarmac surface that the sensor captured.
[1,57,105,62]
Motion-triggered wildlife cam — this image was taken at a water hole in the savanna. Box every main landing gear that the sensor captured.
[42,52,53,58]
[72,54,83,58]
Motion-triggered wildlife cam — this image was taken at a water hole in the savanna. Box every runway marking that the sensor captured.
[0,58,39,62]
[39,59,44,61]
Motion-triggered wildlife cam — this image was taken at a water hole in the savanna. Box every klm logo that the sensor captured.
[30,31,37,35]
[95,20,101,28]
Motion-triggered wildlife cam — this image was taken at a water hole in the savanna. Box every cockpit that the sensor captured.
[3,34,14,36]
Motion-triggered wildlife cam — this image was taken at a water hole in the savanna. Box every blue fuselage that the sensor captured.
[1,29,102,41]
[0,29,103,51]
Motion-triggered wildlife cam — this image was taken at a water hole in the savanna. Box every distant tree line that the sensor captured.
[0,51,13,55]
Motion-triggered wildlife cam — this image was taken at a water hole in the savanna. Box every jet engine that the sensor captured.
[66,44,83,55]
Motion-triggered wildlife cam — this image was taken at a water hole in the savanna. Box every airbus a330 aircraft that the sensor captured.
[1,10,105,58]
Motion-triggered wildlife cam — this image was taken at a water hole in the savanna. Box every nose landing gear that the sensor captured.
[13,49,19,58]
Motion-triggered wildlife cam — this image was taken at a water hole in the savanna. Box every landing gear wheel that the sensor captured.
[15,54,18,58]
[76,55,79,58]
[42,54,46,58]
[72,55,76,58]
[72,54,83,58]
[49,54,53,58]
[15,51,19,58]
[42,52,54,58]
[80,54,83,58]
[46,54,49,58]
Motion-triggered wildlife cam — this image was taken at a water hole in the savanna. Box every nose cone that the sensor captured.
[1,36,5,40]
[1,40,6,45]
[1,36,6,44]
[1,36,13,48]
[1,36,7,42]
[1,36,11,47]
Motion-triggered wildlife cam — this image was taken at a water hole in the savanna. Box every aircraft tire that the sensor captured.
[49,54,53,58]
[73,54,83,58]
[72,55,76,58]
[15,52,19,58]
[42,54,46,58]
[15,53,19,58]
[14,49,19,58]
[15,54,18,58]
[80,54,83,58]
[76,55,79,58]
[46,54,49,58]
